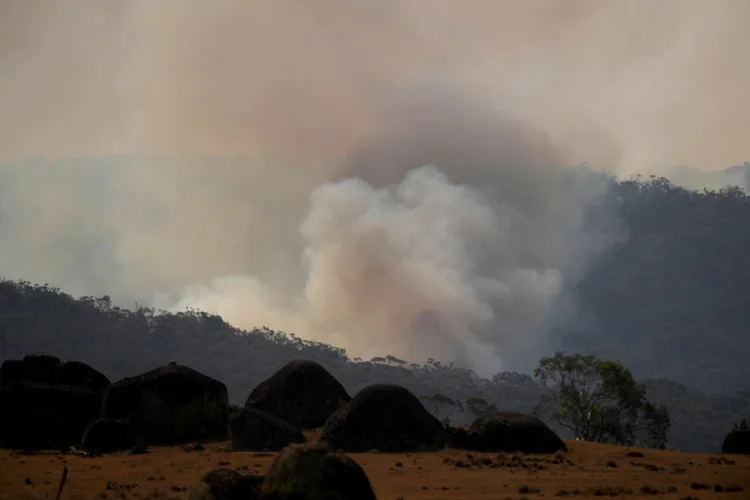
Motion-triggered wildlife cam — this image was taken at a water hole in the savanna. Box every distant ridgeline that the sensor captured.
[1,175,750,453]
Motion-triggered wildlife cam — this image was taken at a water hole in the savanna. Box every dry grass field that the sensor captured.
[2,436,748,500]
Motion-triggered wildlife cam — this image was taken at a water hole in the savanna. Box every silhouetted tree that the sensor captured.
[532,352,670,448]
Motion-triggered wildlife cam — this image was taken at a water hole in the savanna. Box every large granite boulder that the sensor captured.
[229,408,305,451]
[0,382,102,450]
[262,442,376,500]
[321,384,445,452]
[0,354,61,386]
[102,363,229,446]
[447,412,567,453]
[721,429,750,455]
[81,418,137,453]
[0,354,110,450]
[0,355,110,393]
[245,360,350,430]
[188,468,263,500]
[56,360,111,393]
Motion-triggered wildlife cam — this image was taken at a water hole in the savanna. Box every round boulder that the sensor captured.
[230,408,306,451]
[102,363,229,446]
[0,382,103,450]
[57,361,111,393]
[0,354,61,386]
[82,418,137,453]
[188,468,263,500]
[262,442,376,500]
[0,355,110,393]
[245,360,350,430]
[721,429,750,454]
[451,412,567,453]
[321,384,445,452]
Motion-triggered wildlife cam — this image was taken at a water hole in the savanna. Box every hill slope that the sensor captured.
[562,175,750,392]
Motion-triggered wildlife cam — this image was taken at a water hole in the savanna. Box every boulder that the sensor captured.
[262,442,376,500]
[57,361,111,393]
[0,355,110,393]
[102,363,229,446]
[230,408,305,451]
[245,360,350,430]
[321,384,445,452]
[721,429,750,454]
[0,354,61,386]
[0,382,102,450]
[81,418,137,453]
[448,412,567,453]
[188,468,263,500]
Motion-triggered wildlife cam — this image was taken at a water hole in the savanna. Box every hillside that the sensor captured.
[0,279,747,454]
[2,438,748,499]
[2,175,750,453]
[562,174,750,392]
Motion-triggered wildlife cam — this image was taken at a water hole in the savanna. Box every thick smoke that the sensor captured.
[0,1,747,373]
[1,0,749,170]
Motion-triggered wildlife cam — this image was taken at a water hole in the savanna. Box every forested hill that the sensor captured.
[1,175,750,452]
[562,175,750,393]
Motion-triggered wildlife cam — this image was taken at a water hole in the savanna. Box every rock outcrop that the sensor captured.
[188,468,263,500]
[321,384,445,452]
[81,418,137,453]
[0,354,110,392]
[721,429,750,454]
[262,442,376,500]
[56,360,111,393]
[0,382,102,449]
[447,412,567,453]
[229,408,305,451]
[102,363,229,446]
[245,360,350,430]
[0,354,110,450]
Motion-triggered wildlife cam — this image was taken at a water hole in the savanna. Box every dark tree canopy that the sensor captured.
[562,175,750,392]
[533,352,670,448]
[244,359,351,430]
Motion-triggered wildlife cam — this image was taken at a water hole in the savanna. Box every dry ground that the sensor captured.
[1,436,748,500]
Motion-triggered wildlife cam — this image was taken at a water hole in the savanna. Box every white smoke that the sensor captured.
[155,155,621,375]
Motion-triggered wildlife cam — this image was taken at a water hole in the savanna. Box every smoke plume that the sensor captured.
[0,0,748,373]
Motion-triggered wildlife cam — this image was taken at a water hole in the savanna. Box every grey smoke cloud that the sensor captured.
[0,85,624,374]
[0,0,748,373]
[157,85,624,373]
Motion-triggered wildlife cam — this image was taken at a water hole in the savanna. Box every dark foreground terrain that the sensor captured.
[2,436,748,500]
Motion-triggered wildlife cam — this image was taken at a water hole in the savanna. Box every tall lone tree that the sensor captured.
[532,352,670,449]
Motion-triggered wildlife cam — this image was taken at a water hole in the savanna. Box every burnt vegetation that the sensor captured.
[1,174,750,452]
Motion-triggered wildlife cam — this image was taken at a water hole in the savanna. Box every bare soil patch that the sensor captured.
[2,439,748,499]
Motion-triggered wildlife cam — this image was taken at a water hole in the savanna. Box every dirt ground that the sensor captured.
[1,438,748,500]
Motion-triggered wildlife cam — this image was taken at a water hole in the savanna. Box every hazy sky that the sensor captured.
[1,0,749,171]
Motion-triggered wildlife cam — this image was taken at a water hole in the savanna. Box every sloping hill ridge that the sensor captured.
[0,279,747,454]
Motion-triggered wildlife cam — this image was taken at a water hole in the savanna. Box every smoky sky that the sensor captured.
[0,0,748,374]
[1,0,749,169]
